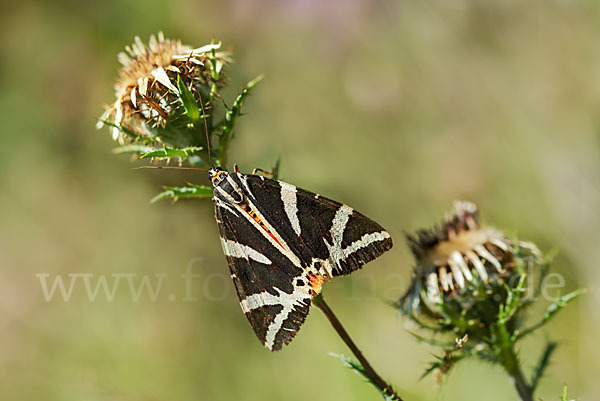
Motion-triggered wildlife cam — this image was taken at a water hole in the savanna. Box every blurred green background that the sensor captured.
[1,0,598,400]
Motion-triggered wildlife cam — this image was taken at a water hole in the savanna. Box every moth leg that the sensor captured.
[233,163,241,173]
[252,167,275,178]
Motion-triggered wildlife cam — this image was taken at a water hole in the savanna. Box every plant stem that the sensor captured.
[313,294,404,401]
[502,342,533,401]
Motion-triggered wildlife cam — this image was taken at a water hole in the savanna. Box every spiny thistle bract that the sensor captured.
[398,201,585,400]
[97,33,262,201]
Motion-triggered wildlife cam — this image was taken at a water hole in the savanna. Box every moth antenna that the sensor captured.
[133,166,209,171]
[197,94,214,168]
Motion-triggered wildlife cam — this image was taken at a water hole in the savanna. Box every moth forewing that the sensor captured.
[210,167,392,350]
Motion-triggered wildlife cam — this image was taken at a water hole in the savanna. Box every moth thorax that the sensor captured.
[213,170,244,204]
[225,183,244,204]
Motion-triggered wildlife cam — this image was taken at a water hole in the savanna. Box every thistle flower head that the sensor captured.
[399,201,541,330]
[398,201,584,393]
[98,33,231,147]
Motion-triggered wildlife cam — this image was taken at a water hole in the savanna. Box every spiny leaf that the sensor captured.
[100,120,154,143]
[542,289,586,322]
[151,184,212,203]
[517,288,586,340]
[330,354,397,401]
[421,360,442,380]
[216,74,263,166]
[331,353,368,377]
[421,353,466,381]
[530,341,557,393]
[420,335,469,380]
[501,273,529,323]
[112,144,156,155]
[438,301,470,330]
[140,146,203,160]
[221,75,263,135]
[177,75,201,122]
[208,46,220,100]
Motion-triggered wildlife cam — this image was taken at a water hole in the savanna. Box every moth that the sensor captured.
[210,166,393,351]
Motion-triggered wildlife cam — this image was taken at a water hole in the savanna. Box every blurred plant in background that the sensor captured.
[398,201,585,401]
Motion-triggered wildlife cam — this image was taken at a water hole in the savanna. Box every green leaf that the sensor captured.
[501,273,529,323]
[140,146,203,161]
[561,386,570,401]
[112,144,156,155]
[177,75,201,122]
[421,358,443,380]
[517,288,586,340]
[100,120,155,143]
[420,351,467,380]
[216,74,263,167]
[542,289,586,322]
[330,354,398,401]
[208,47,220,101]
[420,335,470,380]
[438,301,471,330]
[530,342,557,393]
[151,184,213,203]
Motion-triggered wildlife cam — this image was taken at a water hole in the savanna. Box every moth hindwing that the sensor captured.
[210,167,392,351]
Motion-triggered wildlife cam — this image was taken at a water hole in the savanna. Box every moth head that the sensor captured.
[210,167,245,204]
[209,167,227,187]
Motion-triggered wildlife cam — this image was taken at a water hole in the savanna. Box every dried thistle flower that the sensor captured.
[97,33,260,175]
[98,33,231,149]
[398,201,585,401]
[400,201,541,321]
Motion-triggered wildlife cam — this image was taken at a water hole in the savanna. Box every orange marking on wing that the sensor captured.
[308,273,325,295]
[265,230,284,248]
[240,203,284,248]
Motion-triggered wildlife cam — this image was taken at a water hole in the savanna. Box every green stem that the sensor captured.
[313,294,404,401]
[503,343,533,401]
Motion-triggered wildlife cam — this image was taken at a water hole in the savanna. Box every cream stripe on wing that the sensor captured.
[240,285,311,351]
[214,197,239,217]
[264,305,293,350]
[220,238,272,265]
[280,182,301,236]
[215,174,302,268]
[237,173,255,201]
[324,205,353,265]
[240,291,281,313]
[341,231,390,259]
